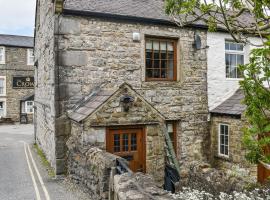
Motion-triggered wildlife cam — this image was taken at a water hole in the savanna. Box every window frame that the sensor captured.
[25,101,34,114]
[0,46,5,64]
[27,49,34,66]
[145,37,177,81]
[0,76,6,96]
[218,123,229,158]
[166,121,177,154]
[225,40,244,79]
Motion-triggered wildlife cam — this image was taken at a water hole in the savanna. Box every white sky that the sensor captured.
[0,0,36,36]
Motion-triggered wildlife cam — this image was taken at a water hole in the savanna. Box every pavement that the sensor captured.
[0,124,91,200]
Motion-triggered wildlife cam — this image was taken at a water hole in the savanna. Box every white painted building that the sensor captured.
[207,32,262,110]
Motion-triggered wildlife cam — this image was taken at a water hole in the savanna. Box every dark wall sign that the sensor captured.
[13,77,34,89]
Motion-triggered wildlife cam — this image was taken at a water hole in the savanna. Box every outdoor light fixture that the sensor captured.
[132,32,141,42]
[120,94,134,112]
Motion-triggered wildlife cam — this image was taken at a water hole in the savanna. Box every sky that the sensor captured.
[0,0,36,36]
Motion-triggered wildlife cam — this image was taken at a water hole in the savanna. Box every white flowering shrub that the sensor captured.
[169,188,270,200]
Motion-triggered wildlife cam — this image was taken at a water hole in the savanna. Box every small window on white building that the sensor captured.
[219,124,229,157]
[225,41,244,78]
[25,101,34,113]
[27,49,34,66]
[0,77,6,96]
[0,101,5,117]
[0,47,5,64]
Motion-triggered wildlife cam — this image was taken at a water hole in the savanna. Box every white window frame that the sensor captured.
[0,46,5,64]
[27,49,34,66]
[25,101,34,114]
[0,99,7,118]
[218,123,229,158]
[0,76,6,96]
[225,40,244,79]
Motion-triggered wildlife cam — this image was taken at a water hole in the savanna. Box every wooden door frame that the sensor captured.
[106,126,146,173]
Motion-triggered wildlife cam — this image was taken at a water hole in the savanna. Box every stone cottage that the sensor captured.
[34,0,209,183]
[0,34,34,123]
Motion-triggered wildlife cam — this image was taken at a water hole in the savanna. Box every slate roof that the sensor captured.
[0,34,34,48]
[63,0,255,29]
[21,93,34,101]
[211,89,246,116]
[68,89,115,122]
[64,0,173,23]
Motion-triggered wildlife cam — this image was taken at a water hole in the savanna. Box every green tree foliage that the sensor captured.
[165,0,270,164]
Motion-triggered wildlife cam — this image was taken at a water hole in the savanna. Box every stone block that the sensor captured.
[59,51,88,67]
[59,17,81,34]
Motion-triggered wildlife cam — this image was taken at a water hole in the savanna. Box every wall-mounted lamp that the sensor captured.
[120,95,134,112]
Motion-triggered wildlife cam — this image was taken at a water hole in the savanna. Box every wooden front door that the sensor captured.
[106,128,145,173]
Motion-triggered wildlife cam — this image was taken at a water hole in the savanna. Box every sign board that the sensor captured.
[13,77,34,89]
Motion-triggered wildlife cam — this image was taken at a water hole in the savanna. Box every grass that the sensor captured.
[33,144,56,177]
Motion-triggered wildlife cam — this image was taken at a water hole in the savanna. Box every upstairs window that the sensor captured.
[145,38,177,81]
[0,47,5,64]
[27,49,34,66]
[225,41,244,78]
[219,124,229,157]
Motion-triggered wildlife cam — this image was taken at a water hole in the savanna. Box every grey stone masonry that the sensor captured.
[35,0,209,179]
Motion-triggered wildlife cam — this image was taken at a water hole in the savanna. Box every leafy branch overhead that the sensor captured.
[165,0,270,165]
[165,0,270,45]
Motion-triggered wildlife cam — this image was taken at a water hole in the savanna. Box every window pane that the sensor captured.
[237,55,244,65]
[167,42,173,51]
[146,40,152,50]
[168,53,174,60]
[225,146,228,155]
[154,60,160,68]
[154,51,159,60]
[161,60,166,68]
[237,44,243,51]
[161,69,167,78]
[146,59,152,68]
[160,42,166,51]
[153,69,160,78]
[220,145,225,154]
[168,60,174,79]
[131,133,137,151]
[230,66,237,78]
[114,134,120,152]
[153,41,159,50]
[225,42,230,50]
[161,51,166,60]
[230,43,237,50]
[231,54,236,66]
[146,51,152,59]
[225,54,230,66]
[122,134,129,152]
[146,69,153,78]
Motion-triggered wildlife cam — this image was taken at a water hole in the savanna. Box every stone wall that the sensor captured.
[34,0,58,171]
[210,115,257,179]
[57,15,209,167]
[67,122,117,200]
[0,46,34,122]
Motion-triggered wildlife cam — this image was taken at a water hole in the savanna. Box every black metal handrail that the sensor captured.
[116,158,133,175]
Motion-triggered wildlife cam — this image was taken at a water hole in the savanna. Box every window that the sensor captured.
[219,124,229,157]
[145,38,177,81]
[167,122,177,153]
[225,41,244,78]
[0,77,6,96]
[0,47,5,64]
[0,101,5,117]
[25,101,34,113]
[27,49,34,65]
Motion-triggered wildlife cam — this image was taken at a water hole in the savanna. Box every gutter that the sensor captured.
[63,9,214,31]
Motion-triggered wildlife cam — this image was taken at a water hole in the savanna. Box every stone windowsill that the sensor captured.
[214,155,232,162]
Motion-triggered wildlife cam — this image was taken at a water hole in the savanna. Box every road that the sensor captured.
[0,124,90,200]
